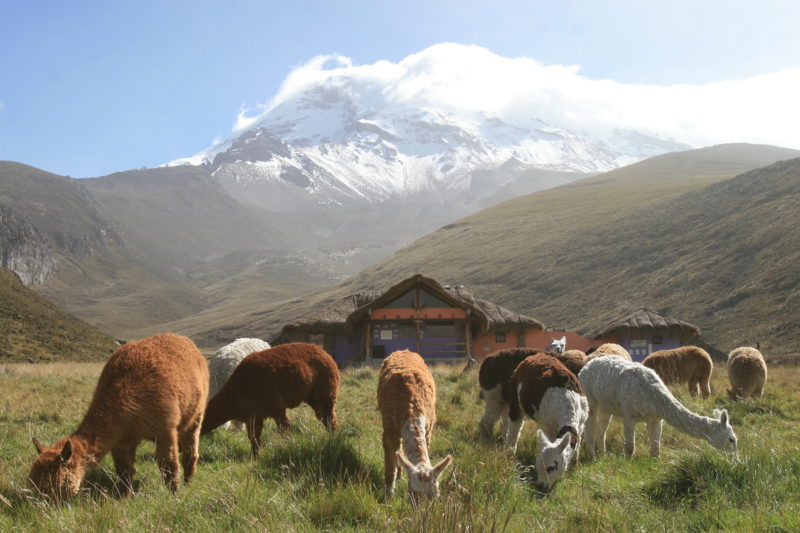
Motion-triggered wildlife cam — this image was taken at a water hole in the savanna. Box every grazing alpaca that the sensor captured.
[201,342,339,456]
[209,338,271,430]
[727,347,767,400]
[642,346,713,398]
[478,348,586,441]
[29,333,208,500]
[506,353,588,490]
[579,356,737,459]
[378,350,452,503]
[586,343,632,361]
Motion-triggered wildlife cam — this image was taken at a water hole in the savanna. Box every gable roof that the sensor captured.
[280,290,383,331]
[345,274,543,333]
[586,307,700,340]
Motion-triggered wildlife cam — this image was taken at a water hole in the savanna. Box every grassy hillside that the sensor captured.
[162,143,800,349]
[1,362,798,531]
[0,269,116,361]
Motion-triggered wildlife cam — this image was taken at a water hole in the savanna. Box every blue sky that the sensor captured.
[1,0,799,177]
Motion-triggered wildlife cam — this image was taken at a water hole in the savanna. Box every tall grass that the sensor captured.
[1,362,799,531]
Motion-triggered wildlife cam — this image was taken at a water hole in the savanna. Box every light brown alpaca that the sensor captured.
[378,349,452,503]
[727,347,767,400]
[29,333,208,500]
[642,346,713,398]
[586,343,632,361]
[561,349,587,360]
[201,342,340,457]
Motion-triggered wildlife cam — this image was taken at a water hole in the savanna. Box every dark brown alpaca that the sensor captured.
[201,342,340,457]
[29,333,209,500]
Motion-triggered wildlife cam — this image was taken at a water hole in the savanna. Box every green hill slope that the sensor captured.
[0,268,117,361]
[158,143,800,349]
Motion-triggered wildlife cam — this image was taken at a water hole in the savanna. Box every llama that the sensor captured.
[378,349,452,503]
[547,336,567,354]
[642,346,713,398]
[209,338,271,430]
[478,348,586,442]
[579,356,737,459]
[586,343,632,361]
[201,342,339,457]
[29,333,208,500]
[727,347,767,400]
[506,353,588,490]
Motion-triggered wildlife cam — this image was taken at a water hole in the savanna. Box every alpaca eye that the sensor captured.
[546,463,558,473]
[729,438,735,443]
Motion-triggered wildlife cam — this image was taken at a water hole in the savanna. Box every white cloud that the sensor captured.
[236,43,800,150]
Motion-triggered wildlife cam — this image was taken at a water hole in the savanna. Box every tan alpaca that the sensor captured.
[378,350,452,503]
[727,347,767,400]
[29,333,209,500]
[642,346,713,398]
[586,343,632,361]
[202,342,340,457]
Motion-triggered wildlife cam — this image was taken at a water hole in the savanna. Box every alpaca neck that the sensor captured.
[200,394,231,434]
[65,432,107,474]
[402,416,431,468]
[657,395,713,439]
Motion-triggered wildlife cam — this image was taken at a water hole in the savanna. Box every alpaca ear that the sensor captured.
[556,432,572,452]
[396,451,415,472]
[718,409,729,425]
[32,437,44,454]
[537,429,551,451]
[431,455,452,477]
[60,440,73,464]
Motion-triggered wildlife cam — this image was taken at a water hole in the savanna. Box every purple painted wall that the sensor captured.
[619,330,682,362]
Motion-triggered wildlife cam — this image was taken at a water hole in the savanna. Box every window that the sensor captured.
[652,335,663,344]
[495,332,506,342]
[425,322,456,337]
[399,324,415,338]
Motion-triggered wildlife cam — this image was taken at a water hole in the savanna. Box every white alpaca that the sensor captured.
[506,353,589,490]
[579,356,737,459]
[208,338,270,430]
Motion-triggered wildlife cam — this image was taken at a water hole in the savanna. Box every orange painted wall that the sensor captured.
[471,329,620,360]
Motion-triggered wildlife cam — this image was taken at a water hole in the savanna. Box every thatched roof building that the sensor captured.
[586,308,700,340]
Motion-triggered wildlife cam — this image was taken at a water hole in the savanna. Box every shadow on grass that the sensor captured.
[258,432,382,491]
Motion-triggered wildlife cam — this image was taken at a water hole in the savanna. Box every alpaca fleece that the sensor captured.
[208,338,271,431]
[29,333,208,499]
[201,342,339,456]
[509,353,583,422]
[642,346,713,398]
[727,347,767,400]
[586,343,632,361]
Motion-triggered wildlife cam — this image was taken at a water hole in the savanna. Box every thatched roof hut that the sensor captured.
[586,307,700,340]
[345,274,543,333]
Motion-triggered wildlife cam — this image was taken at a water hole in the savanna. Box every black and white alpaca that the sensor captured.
[507,353,588,490]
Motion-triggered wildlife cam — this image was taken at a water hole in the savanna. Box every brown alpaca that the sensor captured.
[378,349,452,503]
[201,342,340,457]
[727,347,767,400]
[642,346,713,398]
[586,343,632,361]
[29,333,208,500]
[478,348,586,440]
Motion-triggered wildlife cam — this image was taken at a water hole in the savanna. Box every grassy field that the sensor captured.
[1,361,799,532]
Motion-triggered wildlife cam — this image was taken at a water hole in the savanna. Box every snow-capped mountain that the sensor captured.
[169,44,690,209]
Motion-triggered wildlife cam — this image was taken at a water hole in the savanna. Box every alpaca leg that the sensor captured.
[274,410,292,433]
[247,417,265,458]
[688,378,701,397]
[700,378,711,399]
[504,417,525,453]
[646,420,663,458]
[623,417,636,459]
[179,414,202,484]
[382,433,400,500]
[595,409,612,457]
[155,430,180,492]
[755,385,764,398]
[584,401,597,460]
[479,386,503,439]
[111,444,137,497]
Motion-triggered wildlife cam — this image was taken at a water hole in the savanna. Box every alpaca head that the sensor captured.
[397,451,452,505]
[535,430,573,490]
[29,438,83,501]
[706,409,738,454]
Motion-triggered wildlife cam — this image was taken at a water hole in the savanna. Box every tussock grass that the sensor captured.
[1,363,799,531]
